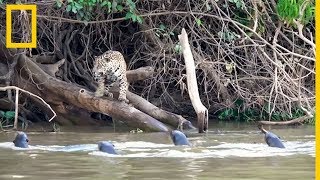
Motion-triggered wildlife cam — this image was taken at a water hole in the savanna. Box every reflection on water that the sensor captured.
[0,123,315,180]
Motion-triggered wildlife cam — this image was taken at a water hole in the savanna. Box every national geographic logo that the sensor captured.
[6,4,37,48]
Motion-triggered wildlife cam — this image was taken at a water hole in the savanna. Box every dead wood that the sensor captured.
[0,33,192,132]
[15,54,169,131]
[126,91,196,130]
[178,28,209,133]
[0,35,172,131]
[38,59,65,77]
[52,103,106,126]
[258,115,312,126]
[34,54,57,64]
[126,66,154,82]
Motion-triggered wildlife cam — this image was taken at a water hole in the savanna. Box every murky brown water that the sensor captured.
[0,122,315,180]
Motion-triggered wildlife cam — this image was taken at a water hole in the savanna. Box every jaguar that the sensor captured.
[92,50,129,103]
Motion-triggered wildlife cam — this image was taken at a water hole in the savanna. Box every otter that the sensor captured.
[258,124,285,148]
[170,130,190,146]
[13,131,29,148]
[98,141,117,154]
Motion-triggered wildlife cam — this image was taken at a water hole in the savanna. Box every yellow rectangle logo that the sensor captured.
[6,4,37,48]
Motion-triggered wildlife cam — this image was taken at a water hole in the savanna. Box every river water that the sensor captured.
[0,122,315,180]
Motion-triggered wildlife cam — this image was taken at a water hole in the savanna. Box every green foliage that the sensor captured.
[195,18,202,27]
[174,43,182,54]
[228,0,245,9]
[307,114,315,125]
[277,0,314,26]
[123,0,142,23]
[56,0,63,8]
[58,0,142,23]
[0,110,29,130]
[0,110,16,129]
[218,99,310,123]
[155,24,175,37]
[0,110,15,120]
[218,99,259,122]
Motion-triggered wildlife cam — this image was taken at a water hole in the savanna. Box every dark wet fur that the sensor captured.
[258,124,285,148]
[170,130,190,146]
[13,132,29,148]
[98,141,117,154]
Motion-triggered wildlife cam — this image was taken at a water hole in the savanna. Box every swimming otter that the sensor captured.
[258,124,285,148]
[11,131,188,153]
[13,132,29,148]
[98,141,117,154]
[170,130,190,146]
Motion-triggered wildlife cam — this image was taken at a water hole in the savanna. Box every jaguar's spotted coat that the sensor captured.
[92,50,129,103]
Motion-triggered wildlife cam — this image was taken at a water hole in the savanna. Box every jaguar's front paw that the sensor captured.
[106,92,113,98]
[95,91,104,97]
[118,96,129,103]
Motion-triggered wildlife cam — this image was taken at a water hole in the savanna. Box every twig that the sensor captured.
[14,89,19,129]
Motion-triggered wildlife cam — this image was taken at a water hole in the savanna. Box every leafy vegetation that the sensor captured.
[277,0,314,26]
[58,0,142,23]
[0,110,15,121]
[0,110,15,129]
[228,0,245,10]
[155,24,176,39]
[218,99,309,123]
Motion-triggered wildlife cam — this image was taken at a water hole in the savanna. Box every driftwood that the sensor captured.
[126,91,196,130]
[258,115,312,126]
[178,28,209,133]
[0,34,194,132]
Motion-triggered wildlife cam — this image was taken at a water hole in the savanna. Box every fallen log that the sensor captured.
[126,91,196,130]
[0,34,194,132]
[15,54,169,132]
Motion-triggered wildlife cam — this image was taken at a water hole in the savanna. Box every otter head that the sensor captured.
[98,141,117,154]
[170,130,190,146]
[13,132,29,148]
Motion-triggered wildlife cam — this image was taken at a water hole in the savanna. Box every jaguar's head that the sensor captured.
[92,56,105,81]
[92,51,122,81]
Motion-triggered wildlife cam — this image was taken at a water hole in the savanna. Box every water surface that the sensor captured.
[0,122,315,180]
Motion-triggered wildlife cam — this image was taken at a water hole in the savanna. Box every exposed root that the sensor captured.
[0,86,57,129]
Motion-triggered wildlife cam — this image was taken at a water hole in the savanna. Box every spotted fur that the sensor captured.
[92,50,129,103]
